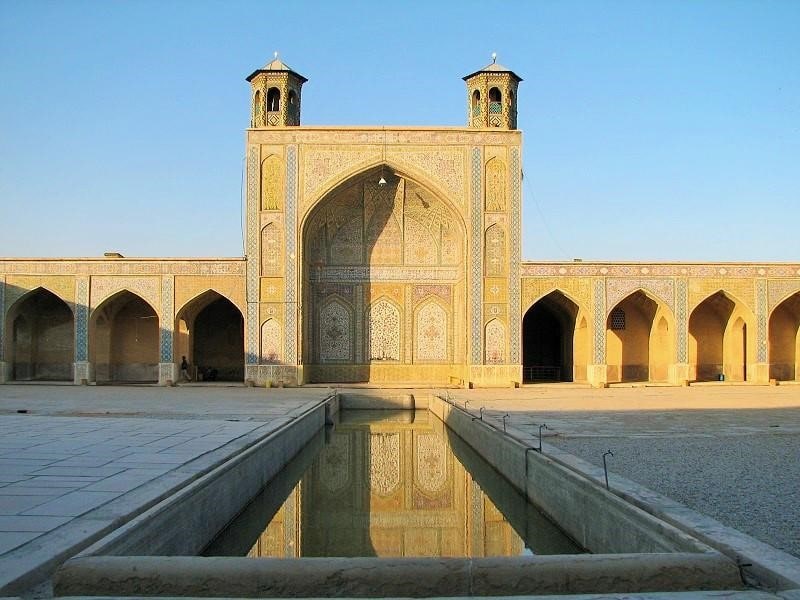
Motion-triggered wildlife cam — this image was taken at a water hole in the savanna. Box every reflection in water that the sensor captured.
[204,411,582,558]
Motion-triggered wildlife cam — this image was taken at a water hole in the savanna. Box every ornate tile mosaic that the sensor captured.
[605,278,675,315]
[285,145,298,364]
[319,300,352,362]
[90,277,160,315]
[676,278,688,363]
[768,279,800,312]
[261,318,282,363]
[470,147,482,363]
[75,277,89,362]
[508,147,521,364]
[246,145,259,364]
[312,267,460,283]
[159,276,174,362]
[246,303,258,364]
[367,299,401,361]
[484,318,505,364]
[416,300,448,362]
[756,279,768,363]
[593,279,606,365]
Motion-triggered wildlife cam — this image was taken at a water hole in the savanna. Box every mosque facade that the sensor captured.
[1,57,799,388]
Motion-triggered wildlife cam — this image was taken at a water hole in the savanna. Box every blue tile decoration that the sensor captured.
[509,148,521,364]
[75,277,89,362]
[470,147,482,364]
[676,278,688,363]
[756,279,767,363]
[593,279,606,365]
[246,146,259,364]
[159,276,174,362]
[285,145,298,365]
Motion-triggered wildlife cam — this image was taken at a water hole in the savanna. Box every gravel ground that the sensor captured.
[549,432,800,558]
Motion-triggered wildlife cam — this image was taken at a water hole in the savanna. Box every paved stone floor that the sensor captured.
[451,384,800,559]
[0,385,330,596]
[0,383,798,597]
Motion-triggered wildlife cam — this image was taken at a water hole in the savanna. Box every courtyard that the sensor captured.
[0,383,798,596]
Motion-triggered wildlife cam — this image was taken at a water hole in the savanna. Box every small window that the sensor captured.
[489,87,502,102]
[267,87,281,111]
[288,89,297,106]
[472,89,481,107]
[609,308,626,330]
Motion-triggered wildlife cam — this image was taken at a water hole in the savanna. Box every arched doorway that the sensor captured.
[6,288,73,381]
[91,291,159,383]
[301,166,465,384]
[769,292,800,381]
[606,290,673,383]
[176,292,244,382]
[688,291,753,382]
[521,291,587,382]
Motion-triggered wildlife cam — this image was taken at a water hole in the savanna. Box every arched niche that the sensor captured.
[522,290,588,382]
[5,288,74,381]
[301,165,465,384]
[769,292,800,381]
[689,290,755,382]
[606,290,674,383]
[90,290,159,383]
[175,290,244,381]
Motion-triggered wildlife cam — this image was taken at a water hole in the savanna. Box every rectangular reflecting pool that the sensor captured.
[203,410,583,558]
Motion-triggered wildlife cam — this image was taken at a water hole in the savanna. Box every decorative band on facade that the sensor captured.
[470,147,483,364]
[509,147,521,364]
[245,145,260,365]
[285,145,298,364]
[593,279,606,365]
[756,280,768,363]
[159,276,174,362]
[676,278,688,363]
[75,277,89,362]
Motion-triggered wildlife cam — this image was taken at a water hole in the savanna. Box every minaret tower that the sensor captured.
[463,53,522,129]
[246,52,308,127]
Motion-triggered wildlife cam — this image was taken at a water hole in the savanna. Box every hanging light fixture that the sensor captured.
[378,127,387,186]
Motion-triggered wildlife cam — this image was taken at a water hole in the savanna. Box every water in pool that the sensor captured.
[203,410,583,558]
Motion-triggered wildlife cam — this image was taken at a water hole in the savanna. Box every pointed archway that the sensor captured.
[521,291,588,382]
[91,291,159,383]
[301,165,465,384]
[606,290,673,383]
[688,291,754,382]
[6,288,74,381]
[769,292,800,381]
[176,291,244,382]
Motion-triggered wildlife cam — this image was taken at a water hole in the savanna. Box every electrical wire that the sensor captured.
[522,169,570,260]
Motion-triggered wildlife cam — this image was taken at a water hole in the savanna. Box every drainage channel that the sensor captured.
[52,391,766,597]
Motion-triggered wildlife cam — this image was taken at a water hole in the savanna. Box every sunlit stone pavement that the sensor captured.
[451,384,800,558]
[0,385,330,595]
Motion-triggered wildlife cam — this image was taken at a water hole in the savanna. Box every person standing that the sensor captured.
[180,356,191,382]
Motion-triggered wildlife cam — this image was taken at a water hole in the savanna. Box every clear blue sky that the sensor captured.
[1,0,798,261]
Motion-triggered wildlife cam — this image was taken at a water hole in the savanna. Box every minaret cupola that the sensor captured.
[246,52,308,127]
[463,53,522,129]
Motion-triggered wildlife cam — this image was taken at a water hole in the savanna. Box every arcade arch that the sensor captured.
[688,291,754,382]
[5,288,73,381]
[301,165,465,383]
[521,291,588,383]
[91,291,158,383]
[769,292,800,381]
[176,291,244,381]
[606,290,673,383]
